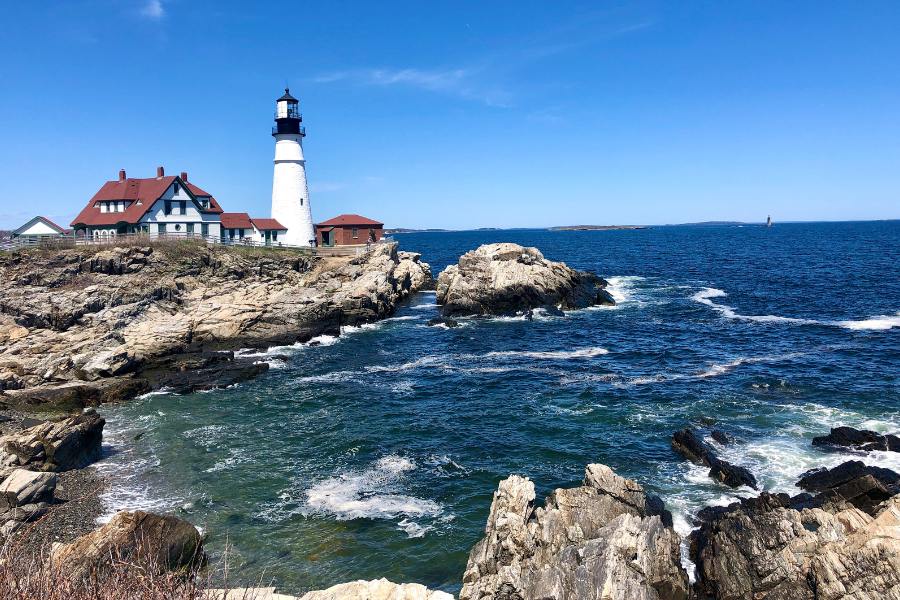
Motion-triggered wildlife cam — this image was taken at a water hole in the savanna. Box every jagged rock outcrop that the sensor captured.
[460,464,689,600]
[671,428,757,489]
[0,242,432,405]
[691,492,900,600]
[0,410,104,473]
[436,244,614,317]
[813,426,900,453]
[396,252,434,292]
[50,510,205,579]
[797,460,900,516]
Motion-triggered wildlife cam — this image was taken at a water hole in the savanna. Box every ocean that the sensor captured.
[95,221,900,594]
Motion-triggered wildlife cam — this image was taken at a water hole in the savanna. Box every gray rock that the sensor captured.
[0,468,57,510]
[436,244,614,317]
[691,492,900,600]
[460,464,689,600]
[50,510,205,579]
[0,411,104,471]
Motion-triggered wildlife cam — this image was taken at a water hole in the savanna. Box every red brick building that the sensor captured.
[315,214,383,247]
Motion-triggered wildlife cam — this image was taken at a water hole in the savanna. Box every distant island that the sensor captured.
[549,225,648,231]
[384,228,451,234]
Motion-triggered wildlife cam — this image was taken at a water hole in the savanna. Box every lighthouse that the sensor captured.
[271,88,314,246]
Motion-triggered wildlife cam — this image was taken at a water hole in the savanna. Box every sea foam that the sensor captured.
[304,455,443,537]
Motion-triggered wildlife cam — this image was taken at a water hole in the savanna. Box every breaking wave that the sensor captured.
[304,455,443,537]
[692,287,899,330]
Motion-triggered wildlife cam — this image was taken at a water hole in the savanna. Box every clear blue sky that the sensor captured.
[1,1,899,230]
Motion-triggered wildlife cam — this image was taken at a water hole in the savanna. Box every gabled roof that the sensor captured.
[12,216,68,236]
[71,174,222,227]
[220,212,253,229]
[250,218,287,231]
[316,214,383,227]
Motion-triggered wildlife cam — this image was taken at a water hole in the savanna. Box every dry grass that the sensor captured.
[0,535,276,600]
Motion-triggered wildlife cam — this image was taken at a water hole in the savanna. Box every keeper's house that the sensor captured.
[71,167,223,240]
[316,214,384,247]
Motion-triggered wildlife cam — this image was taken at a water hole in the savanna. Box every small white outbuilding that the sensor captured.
[12,216,69,239]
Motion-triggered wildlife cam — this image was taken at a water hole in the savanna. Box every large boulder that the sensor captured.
[50,510,205,579]
[460,464,689,600]
[812,426,900,453]
[436,244,614,317]
[0,410,104,471]
[298,579,453,600]
[691,492,900,600]
[671,428,757,489]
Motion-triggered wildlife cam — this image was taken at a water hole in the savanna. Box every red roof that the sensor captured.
[316,214,383,227]
[250,218,287,231]
[71,174,222,228]
[220,212,253,229]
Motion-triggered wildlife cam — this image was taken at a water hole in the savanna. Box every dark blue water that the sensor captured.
[96,222,900,593]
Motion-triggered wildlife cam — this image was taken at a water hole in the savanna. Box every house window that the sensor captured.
[351,227,359,239]
[272,231,278,241]
[201,223,209,237]
[186,223,194,235]
[100,203,108,213]
[175,224,182,232]
[158,223,166,234]
[239,229,245,239]
[164,201,172,215]
[173,183,179,195]
[229,228,236,238]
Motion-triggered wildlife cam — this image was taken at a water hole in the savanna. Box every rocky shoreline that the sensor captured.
[0,241,433,410]
[2,242,899,599]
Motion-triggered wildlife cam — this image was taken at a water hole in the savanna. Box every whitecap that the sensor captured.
[604,276,644,304]
[692,287,898,330]
[485,347,609,360]
[835,312,900,331]
[304,455,443,527]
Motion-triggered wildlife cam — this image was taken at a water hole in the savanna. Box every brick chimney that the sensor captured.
[180,171,188,182]
[119,169,126,181]
[156,166,165,178]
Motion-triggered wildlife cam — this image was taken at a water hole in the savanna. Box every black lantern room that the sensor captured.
[273,88,305,136]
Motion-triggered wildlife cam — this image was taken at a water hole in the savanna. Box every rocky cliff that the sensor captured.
[0,241,431,407]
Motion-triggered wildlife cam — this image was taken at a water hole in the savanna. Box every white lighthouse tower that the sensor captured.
[271,88,315,246]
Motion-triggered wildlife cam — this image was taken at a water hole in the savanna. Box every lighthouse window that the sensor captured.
[300,198,304,206]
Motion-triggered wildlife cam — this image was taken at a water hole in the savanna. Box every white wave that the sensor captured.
[382,315,422,322]
[485,347,608,360]
[836,312,900,331]
[696,352,806,379]
[204,447,251,473]
[305,455,443,532]
[95,422,183,523]
[307,334,339,346]
[692,287,898,330]
[365,355,447,373]
[410,303,437,310]
[605,276,644,304]
[135,388,173,400]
